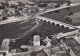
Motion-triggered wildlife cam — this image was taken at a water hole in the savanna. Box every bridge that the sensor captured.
[32,3,80,30]
[36,16,76,29]
[32,3,80,19]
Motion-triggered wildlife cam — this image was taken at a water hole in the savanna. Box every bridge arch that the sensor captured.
[52,22,55,25]
[47,21,51,24]
[40,19,43,21]
[61,25,65,29]
[44,20,47,22]
[66,27,69,30]
[55,10,60,13]
[56,24,60,27]
[65,7,70,11]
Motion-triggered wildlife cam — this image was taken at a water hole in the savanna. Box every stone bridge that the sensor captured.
[36,16,76,30]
